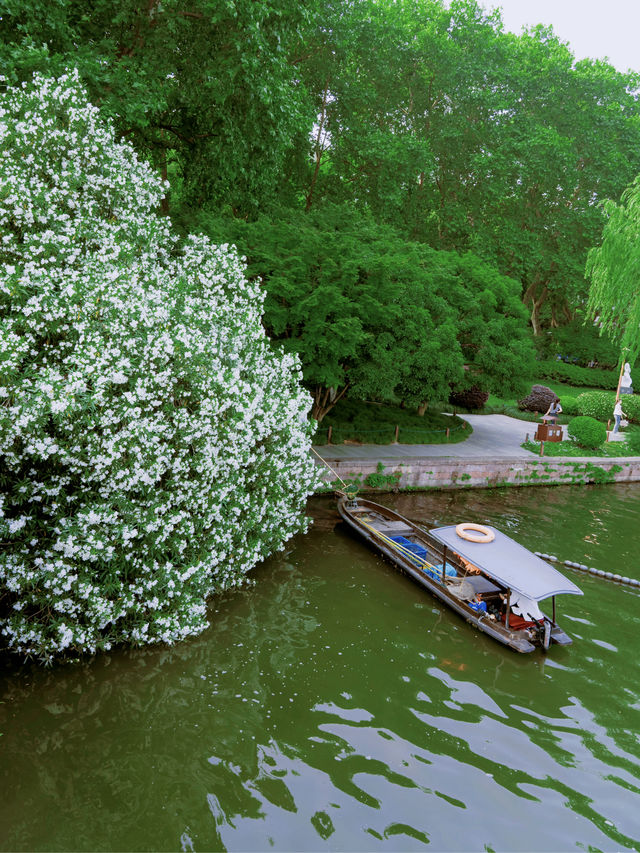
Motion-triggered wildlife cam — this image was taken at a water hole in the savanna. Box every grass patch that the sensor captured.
[314,400,469,446]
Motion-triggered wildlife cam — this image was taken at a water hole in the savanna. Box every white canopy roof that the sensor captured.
[429,525,583,602]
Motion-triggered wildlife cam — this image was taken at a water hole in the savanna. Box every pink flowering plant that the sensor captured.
[0,72,320,660]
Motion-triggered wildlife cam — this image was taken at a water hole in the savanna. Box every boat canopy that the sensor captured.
[428,525,583,601]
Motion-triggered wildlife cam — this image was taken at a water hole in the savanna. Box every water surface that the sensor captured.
[1,484,640,851]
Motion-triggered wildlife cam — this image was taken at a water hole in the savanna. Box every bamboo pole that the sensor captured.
[615,359,625,401]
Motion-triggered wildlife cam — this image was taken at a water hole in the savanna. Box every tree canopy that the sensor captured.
[294,0,640,334]
[0,0,318,215]
[2,0,636,411]
[198,205,533,420]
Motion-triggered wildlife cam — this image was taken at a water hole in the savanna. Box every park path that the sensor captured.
[313,414,560,461]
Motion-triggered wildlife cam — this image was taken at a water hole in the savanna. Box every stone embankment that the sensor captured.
[315,455,640,492]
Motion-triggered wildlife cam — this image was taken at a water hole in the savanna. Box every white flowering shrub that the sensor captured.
[0,72,320,660]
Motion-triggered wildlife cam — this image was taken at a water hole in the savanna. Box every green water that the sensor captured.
[1,485,640,852]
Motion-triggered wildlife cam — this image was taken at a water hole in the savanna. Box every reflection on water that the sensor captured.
[1,485,640,851]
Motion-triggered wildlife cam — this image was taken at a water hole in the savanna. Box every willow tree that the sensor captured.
[586,177,640,365]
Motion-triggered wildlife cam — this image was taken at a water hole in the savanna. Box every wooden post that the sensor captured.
[327,425,332,445]
[394,425,399,443]
[539,441,545,457]
[446,428,450,439]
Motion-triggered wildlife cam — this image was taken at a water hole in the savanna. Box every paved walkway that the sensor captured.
[314,414,564,460]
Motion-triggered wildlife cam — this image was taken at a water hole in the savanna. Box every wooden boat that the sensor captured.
[337,495,583,653]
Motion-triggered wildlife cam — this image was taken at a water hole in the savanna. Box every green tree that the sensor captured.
[0,0,319,216]
[196,205,533,420]
[433,251,535,396]
[204,205,463,420]
[292,0,640,336]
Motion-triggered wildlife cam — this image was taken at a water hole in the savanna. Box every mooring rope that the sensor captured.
[310,446,350,493]
[534,551,640,588]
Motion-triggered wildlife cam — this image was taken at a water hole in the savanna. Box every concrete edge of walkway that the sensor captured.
[313,453,640,492]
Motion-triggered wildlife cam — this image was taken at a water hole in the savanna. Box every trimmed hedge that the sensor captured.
[568,416,607,449]
[559,395,580,416]
[575,391,640,424]
[575,391,616,422]
[627,428,640,454]
[448,385,489,410]
[538,359,640,390]
[617,395,640,424]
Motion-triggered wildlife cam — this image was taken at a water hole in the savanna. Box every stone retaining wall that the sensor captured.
[316,455,640,492]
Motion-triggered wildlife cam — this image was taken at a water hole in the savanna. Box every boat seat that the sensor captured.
[375,522,415,536]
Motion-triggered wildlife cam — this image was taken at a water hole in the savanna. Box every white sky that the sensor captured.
[484,0,640,73]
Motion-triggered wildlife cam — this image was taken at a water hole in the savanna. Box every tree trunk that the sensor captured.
[311,384,349,422]
[523,281,548,336]
[305,77,331,212]
[417,402,428,416]
[530,289,546,337]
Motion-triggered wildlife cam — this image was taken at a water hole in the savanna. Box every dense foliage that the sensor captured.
[575,392,640,424]
[558,396,580,417]
[575,392,618,423]
[536,360,640,390]
[626,428,640,455]
[0,74,319,659]
[533,313,619,368]
[197,206,534,419]
[568,417,607,449]
[3,0,637,368]
[448,386,490,411]
[295,0,640,335]
[0,0,318,217]
[517,385,556,413]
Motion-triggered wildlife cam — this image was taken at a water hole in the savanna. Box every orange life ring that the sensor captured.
[455,523,495,544]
